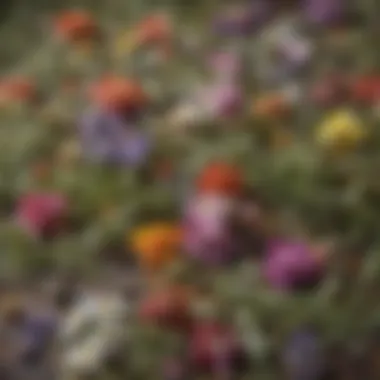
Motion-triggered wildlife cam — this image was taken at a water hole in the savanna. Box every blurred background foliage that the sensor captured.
[3,0,380,378]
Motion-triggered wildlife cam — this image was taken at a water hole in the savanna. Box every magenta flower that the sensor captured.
[183,195,239,266]
[262,240,325,291]
[16,193,68,238]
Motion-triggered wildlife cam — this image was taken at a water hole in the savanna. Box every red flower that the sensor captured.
[189,321,248,374]
[16,193,69,238]
[89,76,148,113]
[135,13,172,46]
[139,287,193,332]
[54,11,99,43]
[349,75,380,104]
[196,162,244,197]
[0,77,36,104]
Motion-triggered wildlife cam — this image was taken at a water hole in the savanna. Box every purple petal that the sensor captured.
[78,108,151,166]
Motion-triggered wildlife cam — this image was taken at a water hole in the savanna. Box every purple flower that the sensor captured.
[78,108,151,166]
[262,240,324,291]
[303,0,345,26]
[18,314,57,366]
[213,1,272,37]
[282,328,326,380]
[183,195,240,265]
[277,37,313,70]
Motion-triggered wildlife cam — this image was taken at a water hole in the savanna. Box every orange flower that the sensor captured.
[135,13,172,46]
[54,11,99,43]
[252,93,290,120]
[131,223,183,271]
[0,77,36,104]
[89,76,148,113]
[196,162,244,197]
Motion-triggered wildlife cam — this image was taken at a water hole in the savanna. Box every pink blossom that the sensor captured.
[16,193,68,237]
[197,83,243,119]
[183,195,239,265]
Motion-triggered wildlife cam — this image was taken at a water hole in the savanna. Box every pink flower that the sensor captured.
[183,195,239,265]
[16,193,69,238]
[197,83,243,119]
[263,240,325,291]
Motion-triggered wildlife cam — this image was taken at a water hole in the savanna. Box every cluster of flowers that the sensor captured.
[0,0,380,379]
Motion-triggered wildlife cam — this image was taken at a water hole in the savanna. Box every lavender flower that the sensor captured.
[263,240,324,291]
[78,107,151,166]
[256,17,313,85]
[282,328,326,380]
[18,314,57,366]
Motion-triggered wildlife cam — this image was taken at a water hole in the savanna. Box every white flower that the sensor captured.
[60,291,129,376]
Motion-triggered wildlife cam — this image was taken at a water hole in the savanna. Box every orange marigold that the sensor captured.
[130,223,183,271]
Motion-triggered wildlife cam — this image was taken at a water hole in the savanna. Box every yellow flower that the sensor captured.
[315,109,367,150]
